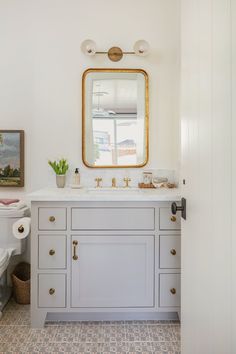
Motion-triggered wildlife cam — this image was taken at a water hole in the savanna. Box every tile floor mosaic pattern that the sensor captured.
[0,299,180,354]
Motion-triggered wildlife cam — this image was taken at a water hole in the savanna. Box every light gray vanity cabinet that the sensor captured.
[30,199,181,327]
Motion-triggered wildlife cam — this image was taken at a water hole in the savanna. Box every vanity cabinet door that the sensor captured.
[71,235,154,308]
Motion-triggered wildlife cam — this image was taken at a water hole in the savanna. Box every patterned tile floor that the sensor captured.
[0,298,181,354]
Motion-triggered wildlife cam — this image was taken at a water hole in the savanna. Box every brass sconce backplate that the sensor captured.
[108,47,123,62]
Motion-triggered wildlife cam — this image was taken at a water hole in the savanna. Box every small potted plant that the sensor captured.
[48,158,69,188]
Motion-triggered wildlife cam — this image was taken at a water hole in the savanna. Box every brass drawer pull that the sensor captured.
[170,249,176,256]
[170,215,176,222]
[49,216,56,222]
[170,288,176,295]
[49,249,55,256]
[49,288,55,295]
[73,240,78,260]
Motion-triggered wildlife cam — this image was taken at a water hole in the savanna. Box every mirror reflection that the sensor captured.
[82,69,149,168]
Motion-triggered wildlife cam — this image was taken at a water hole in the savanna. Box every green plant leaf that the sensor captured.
[48,158,69,175]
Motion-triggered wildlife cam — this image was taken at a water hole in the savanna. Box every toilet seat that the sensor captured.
[0,248,9,268]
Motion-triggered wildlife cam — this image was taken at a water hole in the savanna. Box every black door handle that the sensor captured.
[171,198,186,220]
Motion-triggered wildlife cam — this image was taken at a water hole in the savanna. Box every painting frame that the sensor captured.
[0,130,24,187]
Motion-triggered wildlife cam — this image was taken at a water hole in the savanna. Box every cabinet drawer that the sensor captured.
[71,208,155,230]
[38,274,66,308]
[159,207,181,230]
[159,236,181,269]
[38,208,67,231]
[38,235,66,269]
[159,273,180,307]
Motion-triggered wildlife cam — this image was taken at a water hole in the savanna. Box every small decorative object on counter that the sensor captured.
[152,176,168,188]
[138,182,156,189]
[143,171,153,185]
[165,182,176,188]
[138,181,176,189]
[48,158,69,188]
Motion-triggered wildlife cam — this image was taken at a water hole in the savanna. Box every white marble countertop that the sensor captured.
[28,187,181,202]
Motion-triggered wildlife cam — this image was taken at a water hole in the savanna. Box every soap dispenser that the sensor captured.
[73,168,80,186]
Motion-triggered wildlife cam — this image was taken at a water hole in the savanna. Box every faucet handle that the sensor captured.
[123,177,131,188]
[95,177,102,188]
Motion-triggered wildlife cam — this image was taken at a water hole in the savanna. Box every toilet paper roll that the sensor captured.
[12,217,31,239]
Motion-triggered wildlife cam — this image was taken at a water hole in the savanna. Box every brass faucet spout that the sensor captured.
[112,178,117,188]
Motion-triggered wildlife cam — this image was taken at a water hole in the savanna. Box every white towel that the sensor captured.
[0,201,26,210]
[0,206,29,217]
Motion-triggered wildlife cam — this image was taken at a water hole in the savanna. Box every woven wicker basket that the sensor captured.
[11,262,30,304]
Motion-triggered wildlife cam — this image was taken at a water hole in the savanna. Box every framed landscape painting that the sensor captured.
[0,130,24,187]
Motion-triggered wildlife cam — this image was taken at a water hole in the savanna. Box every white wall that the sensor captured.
[0,0,180,197]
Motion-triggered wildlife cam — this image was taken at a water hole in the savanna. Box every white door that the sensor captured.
[181,1,234,353]
[71,235,154,308]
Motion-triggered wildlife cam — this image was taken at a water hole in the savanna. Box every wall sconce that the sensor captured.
[81,39,150,62]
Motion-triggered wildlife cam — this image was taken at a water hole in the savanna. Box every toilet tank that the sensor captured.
[0,207,30,256]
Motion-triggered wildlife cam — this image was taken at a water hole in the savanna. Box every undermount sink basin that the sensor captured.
[87,187,141,193]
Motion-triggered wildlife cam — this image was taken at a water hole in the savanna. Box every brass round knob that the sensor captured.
[170,288,176,295]
[170,249,176,256]
[49,216,55,222]
[49,288,55,295]
[49,249,55,256]
[170,215,176,222]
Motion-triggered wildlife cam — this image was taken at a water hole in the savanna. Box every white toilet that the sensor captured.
[0,206,30,314]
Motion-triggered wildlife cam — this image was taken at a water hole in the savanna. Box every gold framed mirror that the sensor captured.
[82,68,149,168]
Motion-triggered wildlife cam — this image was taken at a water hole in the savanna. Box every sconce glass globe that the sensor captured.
[134,40,150,56]
[81,39,97,56]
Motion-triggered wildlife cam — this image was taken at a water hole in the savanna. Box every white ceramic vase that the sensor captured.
[56,175,66,188]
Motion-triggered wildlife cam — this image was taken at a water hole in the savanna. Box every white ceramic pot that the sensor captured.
[56,175,66,188]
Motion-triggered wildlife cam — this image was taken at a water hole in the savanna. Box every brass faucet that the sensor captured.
[123,177,131,188]
[112,178,117,188]
[95,177,102,188]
